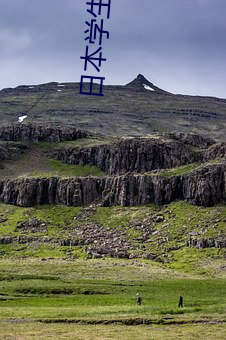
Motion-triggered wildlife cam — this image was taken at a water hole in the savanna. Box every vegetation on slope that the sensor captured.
[0,141,105,179]
[0,201,225,277]
[0,164,225,338]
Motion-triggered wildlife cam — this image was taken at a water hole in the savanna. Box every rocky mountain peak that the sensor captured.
[125,74,172,95]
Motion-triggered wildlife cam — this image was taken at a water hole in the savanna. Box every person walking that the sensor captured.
[178,294,183,308]
[137,293,142,306]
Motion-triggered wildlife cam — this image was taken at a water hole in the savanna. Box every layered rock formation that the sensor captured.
[0,123,90,142]
[52,138,203,175]
[0,164,225,207]
[0,124,225,208]
[165,132,214,149]
[204,142,226,160]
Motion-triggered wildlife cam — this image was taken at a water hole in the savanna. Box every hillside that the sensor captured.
[0,74,226,140]
[0,85,226,335]
[0,124,225,267]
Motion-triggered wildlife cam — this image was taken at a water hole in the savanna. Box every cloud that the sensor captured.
[0,0,225,97]
[0,28,31,56]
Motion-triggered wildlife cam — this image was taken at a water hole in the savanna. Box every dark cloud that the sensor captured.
[0,0,225,97]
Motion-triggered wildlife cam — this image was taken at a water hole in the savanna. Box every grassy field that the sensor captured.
[0,258,225,339]
[0,322,225,339]
[0,196,225,338]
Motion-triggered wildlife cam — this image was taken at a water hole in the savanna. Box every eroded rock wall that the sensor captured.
[0,143,28,161]
[52,139,203,175]
[0,124,90,142]
[0,164,225,207]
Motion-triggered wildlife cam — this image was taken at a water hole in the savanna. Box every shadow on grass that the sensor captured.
[159,307,202,315]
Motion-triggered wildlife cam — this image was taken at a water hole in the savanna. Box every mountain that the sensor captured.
[0,75,225,266]
[0,74,225,330]
[125,74,171,94]
[0,74,226,140]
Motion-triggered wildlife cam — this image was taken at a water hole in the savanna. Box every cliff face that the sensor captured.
[0,125,225,208]
[0,124,89,142]
[165,132,215,149]
[52,138,203,175]
[0,142,28,161]
[181,165,226,205]
[0,164,225,207]
[204,142,226,160]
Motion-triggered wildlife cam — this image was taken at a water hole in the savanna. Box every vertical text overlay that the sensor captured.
[80,0,111,96]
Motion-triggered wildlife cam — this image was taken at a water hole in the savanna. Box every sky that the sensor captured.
[0,0,226,97]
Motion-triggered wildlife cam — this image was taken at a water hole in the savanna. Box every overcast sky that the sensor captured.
[0,0,225,97]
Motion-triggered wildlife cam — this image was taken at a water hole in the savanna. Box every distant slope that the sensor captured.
[0,75,226,140]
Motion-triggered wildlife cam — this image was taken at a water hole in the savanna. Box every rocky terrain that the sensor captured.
[0,162,225,208]
[0,75,225,262]
[0,201,225,262]
[0,124,225,209]
[0,123,90,143]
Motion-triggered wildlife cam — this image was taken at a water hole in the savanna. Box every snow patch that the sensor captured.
[57,84,65,87]
[29,86,34,89]
[18,115,27,123]
[143,84,155,91]
[57,89,62,92]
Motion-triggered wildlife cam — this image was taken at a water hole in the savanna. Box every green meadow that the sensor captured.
[0,200,225,338]
[0,257,225,339]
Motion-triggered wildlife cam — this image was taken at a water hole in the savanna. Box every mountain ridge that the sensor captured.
[0,74,226,140]
[0,73,224,98]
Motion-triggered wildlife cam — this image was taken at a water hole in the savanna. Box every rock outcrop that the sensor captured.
[187,237,226,249]
[0,164,225,207]
[165,132,215,149]
[204,142,226,160]
[0,124,90,143]
[0,142,28,161]
[52,138,203,175]
[0,126,225,208]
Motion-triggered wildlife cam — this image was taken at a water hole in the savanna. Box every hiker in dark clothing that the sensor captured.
[137,293,142,305]
[178,294,183,307]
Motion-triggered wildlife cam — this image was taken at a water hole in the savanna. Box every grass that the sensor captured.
[157,163,200,177]
[168,247,226,276]
[3,323,226,340]
[0,204,82,236]
[58,137,116,148]
[24,159,105,178]
[0,257,225,337]
[0,323,225,340]
[91,205,159,229]
[0,230,225,338]
[151,159,224,178]
[0,140,106,179]
[32,136,116,150]
[0,199,225,338]
[0,151,105,179]
[0,201,225,276]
